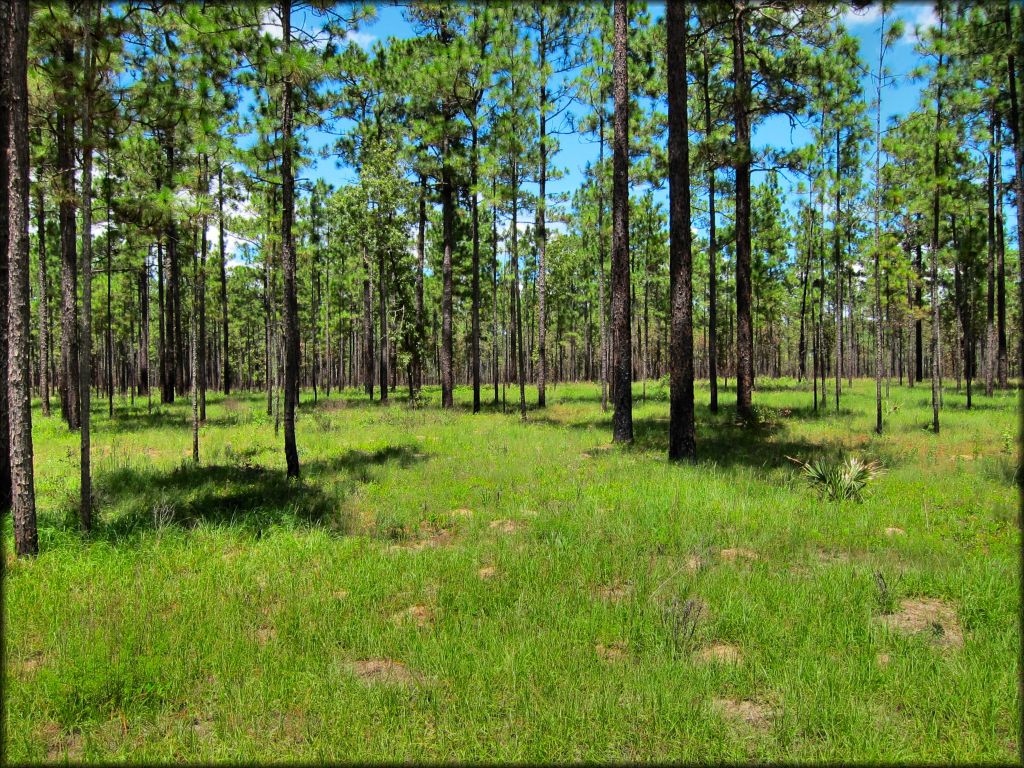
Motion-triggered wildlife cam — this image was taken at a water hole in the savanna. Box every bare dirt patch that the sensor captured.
[256,625,276,645]
[595,641,629,662]
[876,652,891,667]
[478,565,497,579]
[343,658,420,686]
[391,604,434,628]
[877,597,963,648]
[720,547,759,563]
[450,508,474,518]
[884,527,906,537]
[595,580,633,602]
[815,549,852,564]
[696,642,742,665]
[12,652,45,678]
[41,723,83,762]
[713,698,775,731]
[387,524,456,552]
[489,519,526,534]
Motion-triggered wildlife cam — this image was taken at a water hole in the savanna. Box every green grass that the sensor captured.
[4,378,1019,762]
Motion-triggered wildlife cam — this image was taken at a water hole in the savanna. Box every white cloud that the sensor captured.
[903,4,938,44]
[260,8,282,40]
[841,4,882,27]
[344,30,375,49]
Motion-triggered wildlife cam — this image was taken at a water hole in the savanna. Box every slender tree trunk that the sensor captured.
[732,0,754,420]
[359,231,372,395]
[930,34,945,433]
[378,226,389,403]
[218,165,230,395]
[410,175,423,396]
[440,156,455,409]
[471,127,481,412]
[915,240,923,383]
[597,101,609,412]
[105,131,113,417]
[79,17,95,530]
[5,0,37,554]
[280,1,300,477]
[492,185,500,405]
[873,15,885,433]
[57,39,80,428]
[511,164,526,420]
[611,0,633,442]
[834,129,843,412]
[702,45,718,413]
[1007,33,1024,391]
[667,0,695,461]
[536,25,548,409]
[36,177,50,417]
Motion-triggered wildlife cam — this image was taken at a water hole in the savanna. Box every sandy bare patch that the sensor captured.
[877,597,963,648]
[876,652,891,666]
[696,642,742,665]
[720,547,759,562]
[343,658,419,686]
[478,565,497,579]
[391,604,433,628]
[596,580,633,602]
[884,527,906,537]
[489,519,525,534]
[713,698,775,731]
[387,524,456,552]
[815,549,851,564]
[12,652,45,678]
[450,508,474,518]
[41,723,83,762]
[256,625,276,645]
[595,641,629,662]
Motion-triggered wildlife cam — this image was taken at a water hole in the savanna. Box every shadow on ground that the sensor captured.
[69,445,424,545]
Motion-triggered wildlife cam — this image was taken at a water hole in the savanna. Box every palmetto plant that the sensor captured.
[787,455,884,502]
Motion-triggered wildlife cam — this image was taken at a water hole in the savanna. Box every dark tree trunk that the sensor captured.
[4,0,37,555]
[915,241,923,383]
[471,126,481,413]
[536,21,548,409]
[610,0,633,442]
[79,20,95,531]
[702,45,718,414]
[57,38,80,429]
[440,160,455,408]
[218,165,230,394]
[732,1,754,420]
[667,0,695,461]
[281,1,300,478]
[362,241,373,399]
[36,174,50,417]
[930,32,944,433]
[414,174,425,396]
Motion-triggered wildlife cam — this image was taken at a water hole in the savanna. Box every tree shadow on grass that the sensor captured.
[77,445,424,546]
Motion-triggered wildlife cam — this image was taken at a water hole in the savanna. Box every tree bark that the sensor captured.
[5,0,37,555]
[280,0,300,478]
[79,13,95,530]
[218,164,230,394]
[471,126,481,413]
[536,20,548,409]
[611,0,633,442]
[667,0,695,461]
[57,39,80,428]
[702,45,718,414]
[36,180,50,417]
[732,0,754,420]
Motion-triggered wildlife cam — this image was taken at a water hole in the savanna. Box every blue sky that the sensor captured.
[298,3,941,211]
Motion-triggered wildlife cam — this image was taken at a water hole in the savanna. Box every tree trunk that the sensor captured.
[414,174,426,396]
[667,0,695,461]
[732,0,754,420]
[36,174,50,417]
[5,0,37,555]
[440,158,455,408]
[703,45,718,414]
[930,33,944,433]
[536,23,548,409]
[471,126,481,413]
[79,17,95,530]
[218,164,230,394]
[611,0,633,442]
[57,38,80,428]
[280,0,300,478]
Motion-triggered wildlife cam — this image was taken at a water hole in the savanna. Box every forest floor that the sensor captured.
[3,378,1020,762]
